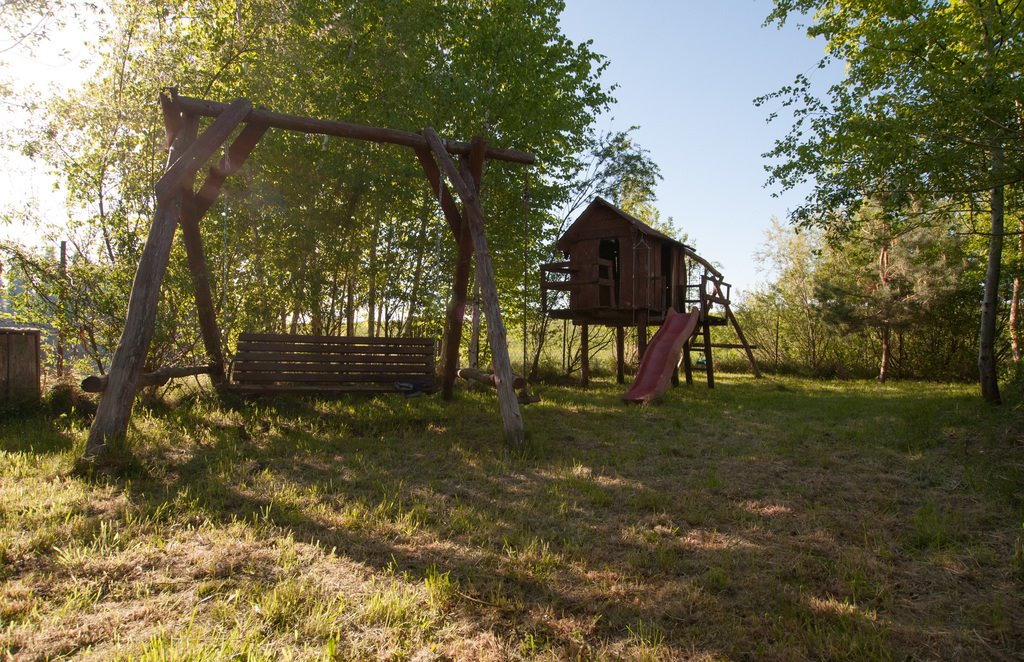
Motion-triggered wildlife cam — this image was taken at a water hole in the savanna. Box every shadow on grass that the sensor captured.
[0,412,78,454]
[34,375,1022,657]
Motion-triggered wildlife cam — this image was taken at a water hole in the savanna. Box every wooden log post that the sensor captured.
[580,324,590,387]
[85,98,252,458]
[414,146,472,400]
[615,326,625,384]
[423,127,524,449]
[682,339,694,386]
[637,314,648,359]
[82,365,216,393]
[700,276,716,389]
[458,368,527,390]
[180,119,269,385]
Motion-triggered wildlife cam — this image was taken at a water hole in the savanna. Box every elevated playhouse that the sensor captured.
[541,197,760,393]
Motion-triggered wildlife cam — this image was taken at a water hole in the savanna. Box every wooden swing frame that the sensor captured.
[85,89,533,457]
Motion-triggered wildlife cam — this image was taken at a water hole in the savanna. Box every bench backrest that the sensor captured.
[231,333,436,393]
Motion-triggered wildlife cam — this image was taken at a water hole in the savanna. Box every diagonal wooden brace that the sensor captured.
[180,120,269,384]
[154,98,253,203]
[423,126,524,449]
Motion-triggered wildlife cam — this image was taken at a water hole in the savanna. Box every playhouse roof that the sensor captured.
[557,197,691,251]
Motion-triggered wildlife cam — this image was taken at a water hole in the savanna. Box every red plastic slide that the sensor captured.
[621,307,701,404]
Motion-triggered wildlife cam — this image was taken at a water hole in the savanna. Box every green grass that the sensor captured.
[1,374,1022,659]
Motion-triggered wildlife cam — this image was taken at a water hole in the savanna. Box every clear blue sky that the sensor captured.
[558,0,841,295]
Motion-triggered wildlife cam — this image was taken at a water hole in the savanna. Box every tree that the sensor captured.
[8,0,617,403]
[760,0,1024,402]
[814,201,968,382]
[741,218,838,375]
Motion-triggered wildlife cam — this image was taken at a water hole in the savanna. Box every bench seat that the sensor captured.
[223,333,437,395]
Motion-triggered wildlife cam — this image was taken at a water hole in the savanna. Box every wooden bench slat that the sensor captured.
[228,334,436,395]
[234,362,433,375]
[234,372,434,384]
[223,383,402,394]
[238,332,434,347]
[234,352,432,366]
[235,342,435,357]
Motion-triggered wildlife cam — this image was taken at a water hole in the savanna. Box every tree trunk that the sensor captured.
[402,201,430,336]
[367,221,378,338]
[978,177,1004,404]
[878,243,890,383]
[1011,216,1022,364]
[469,270,482,369]
[879,325,891,384]
[345,272,355,337]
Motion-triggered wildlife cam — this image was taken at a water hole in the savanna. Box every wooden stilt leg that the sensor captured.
[726,304,762,378]
[580,323,590,387]
[683,340,694,385]
[637,315,648,359]
[615,326,625,384]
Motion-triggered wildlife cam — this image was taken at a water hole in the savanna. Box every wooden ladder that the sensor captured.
[681,271,761,388]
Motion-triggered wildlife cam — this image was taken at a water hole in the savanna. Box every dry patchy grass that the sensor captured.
[0,374,1022,660]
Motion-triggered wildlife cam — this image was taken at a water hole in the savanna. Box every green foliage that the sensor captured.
[760,0,1024,398]
[737,213,982,380]
[5,0,619,373]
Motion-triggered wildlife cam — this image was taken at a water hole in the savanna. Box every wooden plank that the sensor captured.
[238,332,434,346]
[222,383,406,395]
[234,372,434,384]
[233,362,433,375]
[8,332,39,400]
[234,345,434,358]
[681,246,723,279]
[424,127,524,448]
[86,113,201,458]
[726,305,762,378]
[540,261,577,273]
[234,351,432,365]
[154,98,253,202]
[0,334,8,399]
[173,91,536,165]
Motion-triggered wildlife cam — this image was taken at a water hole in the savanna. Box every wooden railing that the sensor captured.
[540,259,615,312]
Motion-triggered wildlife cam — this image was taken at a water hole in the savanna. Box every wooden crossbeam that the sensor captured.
[173,91,535,165]
[154,98,253,202]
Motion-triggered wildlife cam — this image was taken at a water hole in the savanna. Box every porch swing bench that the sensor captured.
[220,332,438,396]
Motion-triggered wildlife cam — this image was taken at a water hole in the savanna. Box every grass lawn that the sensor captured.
[1,374,1022,660]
